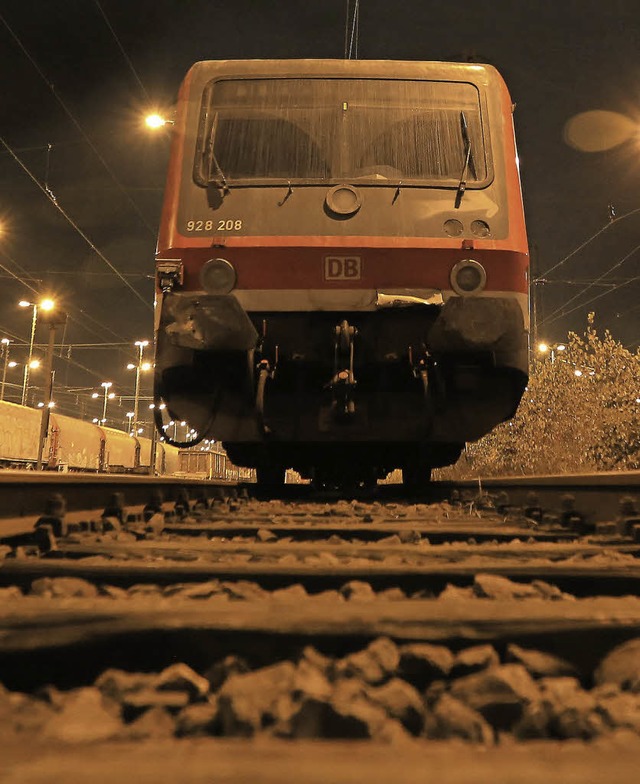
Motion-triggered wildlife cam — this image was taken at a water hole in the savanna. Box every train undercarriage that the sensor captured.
[155,292,528,489]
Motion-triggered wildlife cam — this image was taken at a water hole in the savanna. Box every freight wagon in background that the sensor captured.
[177,443,254,481]
[0,400,180,474]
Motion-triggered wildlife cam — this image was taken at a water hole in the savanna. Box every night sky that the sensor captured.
[0,0,639,422]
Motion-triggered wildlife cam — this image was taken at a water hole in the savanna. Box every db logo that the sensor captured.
[324,256,362,280]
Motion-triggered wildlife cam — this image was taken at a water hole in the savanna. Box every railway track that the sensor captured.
[1,472,640,782]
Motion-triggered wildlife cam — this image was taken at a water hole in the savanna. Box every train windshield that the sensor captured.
[195,78,488,186]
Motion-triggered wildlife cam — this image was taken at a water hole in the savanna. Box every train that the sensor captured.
[153,59,529,488]
[0,400,180,474]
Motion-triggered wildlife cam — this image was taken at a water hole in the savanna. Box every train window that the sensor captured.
[195,78,487,187]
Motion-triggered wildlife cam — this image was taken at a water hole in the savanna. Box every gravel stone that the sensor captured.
[30,576,99,599]
[122,689,190,718]
[533,676,606,739]
[506,644,577,679]
[221,580,268,600]
[155,663,210,700]
[450,664,540,729]
[175,698,220,737]
[378,534,401,545]
[287,695,370,738]
[439,584,475,600]
[336,637,400,684]
[256,528,277,542]
[399,642,454,687]
[163,580,224,599]
[339,580,377,601]
[204,655,251,691]
[300,646,333,674]
[125,706,176,739]
[98,584,129,599]
[289,680,390,740]
[271,584,308,601]
[127,583,163,597]
[365,677,425,734]
[0,689,55,734]
[377,587,406,601]
[144,513,165,535]
[41,687,122,743]
[451,644,500,678]
[217,661,296,736]
[473,573,541,599]
[311,589,344,602]
[95,668,157,700]
[595,638,640,690]
[429,693,494,744]
[293,659,333,701]
[596,692,640,732]
[531,579,573,600]
[398,530,421,544]
[0,586,22,600]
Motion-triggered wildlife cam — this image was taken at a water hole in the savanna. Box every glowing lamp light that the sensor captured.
[537,343,549,354]
[574,370,583,377]
[145,114,166,129]
[29,359,40,369]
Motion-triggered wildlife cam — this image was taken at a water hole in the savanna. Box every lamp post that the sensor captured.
[19,298,54,406]
[92,382,115,425]
[537,342,566,365]
[127,339,150,435]
[36,308,67,470]
[1,338,11,402]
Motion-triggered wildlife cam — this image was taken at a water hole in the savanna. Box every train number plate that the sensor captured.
[324,256,362,280]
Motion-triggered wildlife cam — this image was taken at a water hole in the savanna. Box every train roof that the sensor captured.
[182,59,505,91]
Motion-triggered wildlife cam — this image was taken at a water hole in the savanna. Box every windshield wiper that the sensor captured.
[206,113,230,193]
[454,111,477,209]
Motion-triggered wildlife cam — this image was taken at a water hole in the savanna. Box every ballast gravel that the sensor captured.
[2,636,640,745]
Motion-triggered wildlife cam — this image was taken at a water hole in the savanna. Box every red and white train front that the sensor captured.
[154,59,529,485]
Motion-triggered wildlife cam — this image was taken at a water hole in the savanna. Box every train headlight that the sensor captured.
[200,258,237,294]
[450,259,487,296]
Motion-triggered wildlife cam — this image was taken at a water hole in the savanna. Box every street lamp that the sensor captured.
[145,113,174,129]
[92,381,115,425]
[537,341,566,364]
[19,298,54,406]
[127,339,151,435]
[1,338,11,401]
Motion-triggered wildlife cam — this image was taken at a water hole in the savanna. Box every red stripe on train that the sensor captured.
[162,247,529,294]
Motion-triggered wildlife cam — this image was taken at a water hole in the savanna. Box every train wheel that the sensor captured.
[402,463,432,493]
[255,464,285,488]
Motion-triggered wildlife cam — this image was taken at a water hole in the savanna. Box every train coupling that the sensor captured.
[329,320,357,420]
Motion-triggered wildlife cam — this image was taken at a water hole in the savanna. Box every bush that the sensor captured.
[438,315,640,478]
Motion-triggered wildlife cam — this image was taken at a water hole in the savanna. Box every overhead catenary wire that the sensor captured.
[0,12,156,238]
[0,136,152,312]
[540,241,640,327]
[0,249,141,354]
[93,0,151,103]
[345,0,360,59]
[537,205,640,280]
